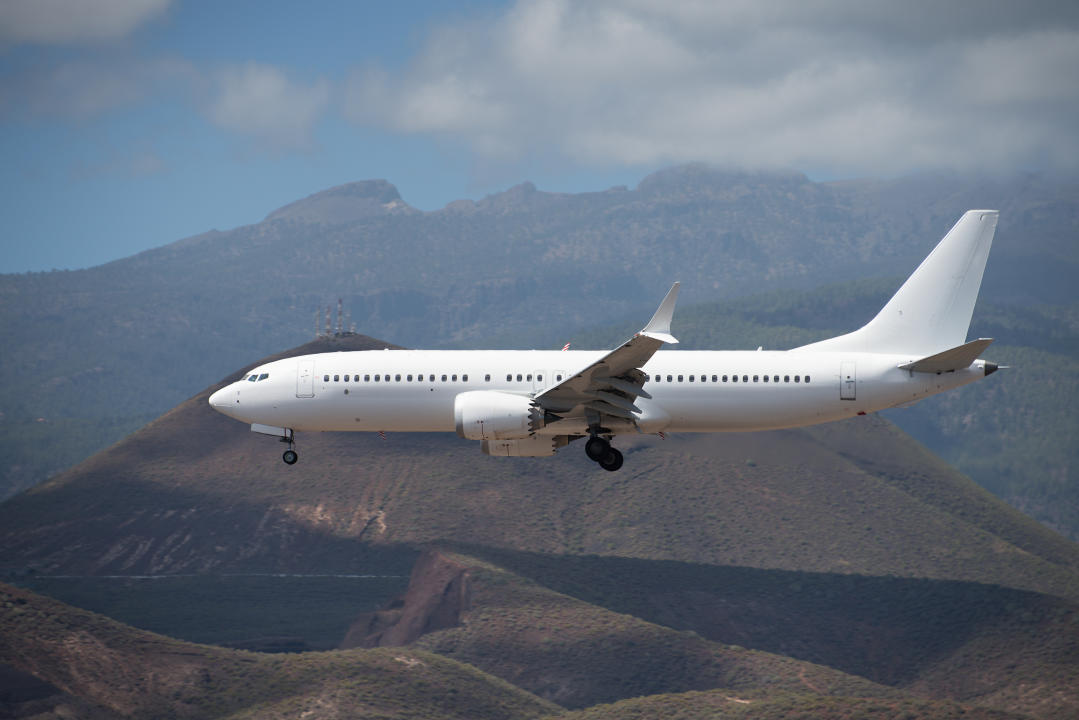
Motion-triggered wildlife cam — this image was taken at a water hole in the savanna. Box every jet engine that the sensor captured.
[454,391,550,440]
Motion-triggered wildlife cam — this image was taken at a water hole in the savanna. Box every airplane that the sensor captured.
[209,210,1001,471]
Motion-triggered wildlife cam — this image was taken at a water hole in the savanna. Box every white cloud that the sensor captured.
[207,63,330,150]
[0,0,171,45]
[343,0,1079,175]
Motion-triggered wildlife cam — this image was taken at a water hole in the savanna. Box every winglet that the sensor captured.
[640,282,680,344]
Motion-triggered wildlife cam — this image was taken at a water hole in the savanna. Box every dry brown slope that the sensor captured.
[0,336,1076,602]
[348,549,907,710]
[0,581,558,720]
[446,546,1079,719]
[550,689,1029,720]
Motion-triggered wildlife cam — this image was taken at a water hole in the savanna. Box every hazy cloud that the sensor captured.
[0,58,195,121]
[207,63,330,150]
[0,0,171,45]
[343,0,1079,175]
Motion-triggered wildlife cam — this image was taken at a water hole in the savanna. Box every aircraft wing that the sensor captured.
[535,283,679,424]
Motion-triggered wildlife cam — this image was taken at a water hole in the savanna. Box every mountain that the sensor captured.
[566,284,1079,540]
[0,582,558,719]
[3,336,1079,718]
[3,165,1076,510]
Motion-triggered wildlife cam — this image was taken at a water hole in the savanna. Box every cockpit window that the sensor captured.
[247,375,257,382]
[257,373,269,381]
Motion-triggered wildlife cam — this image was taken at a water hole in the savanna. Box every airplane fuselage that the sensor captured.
[207,210,1001,470]
[211,348,990,435]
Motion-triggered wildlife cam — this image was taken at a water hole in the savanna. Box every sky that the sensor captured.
[2,0,1077,273]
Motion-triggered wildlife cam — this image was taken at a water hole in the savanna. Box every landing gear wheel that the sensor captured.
[598,448,623,472]
[585,436,610,461]
[282,449,298,465]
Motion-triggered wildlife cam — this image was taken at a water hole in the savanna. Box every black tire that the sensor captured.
[585,436,609,461]
[282,449,298,465]
[599,448,623,472]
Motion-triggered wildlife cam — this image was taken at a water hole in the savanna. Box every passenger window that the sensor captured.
[722,375,728,382]
[742,375,749,383]
[526,374,532,381]
[689,375,695,382]
[441,374,447,382]
[732,375,738,382]
[666,375,672,382]
[806,375,811,383]
[557,375,563,381]
[763,375,768,383]
[537,375,542,382]
[485,374,491,382]
[343,375,349,382]
[407,374,413,381]
[678,375,683,382]
[773,375,779,383]
[795,375,801,383]
[463,374,469,382]
[334,375,340,382]
[784,375,790,383]
[712,375,718,382]
[364,375,370,382]
[516,374,523,382]
[654,375,660,382]
[506,374,512,382]
[384,375,390,382]
[452,374,458,381]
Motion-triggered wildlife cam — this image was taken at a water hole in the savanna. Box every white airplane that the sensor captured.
[209,210,1001,471]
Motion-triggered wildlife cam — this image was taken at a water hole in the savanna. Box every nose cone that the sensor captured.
[208,387,231,413]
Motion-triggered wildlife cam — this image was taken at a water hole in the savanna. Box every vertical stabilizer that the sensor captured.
[794,210,998,356]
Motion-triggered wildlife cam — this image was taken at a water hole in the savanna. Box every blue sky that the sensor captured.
[2,0,1077,273]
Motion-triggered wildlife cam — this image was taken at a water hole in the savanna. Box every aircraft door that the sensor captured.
[296,358,315,398]
[840,360,856,401]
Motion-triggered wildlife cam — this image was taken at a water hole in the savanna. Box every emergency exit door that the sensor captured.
[296,358,315,398]
[840,360,856,401]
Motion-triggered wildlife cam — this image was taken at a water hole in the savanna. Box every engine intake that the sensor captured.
[454,391,549,440]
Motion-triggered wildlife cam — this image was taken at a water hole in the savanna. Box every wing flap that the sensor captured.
[899,338,994,373]
[537,283,679,428]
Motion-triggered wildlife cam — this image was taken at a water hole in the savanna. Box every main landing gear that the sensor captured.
[585,435,623,472]
[281,430,298,465]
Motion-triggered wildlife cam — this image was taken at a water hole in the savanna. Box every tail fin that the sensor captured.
[794,210,998,356]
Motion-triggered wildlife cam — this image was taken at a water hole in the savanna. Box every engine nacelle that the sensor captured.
[482,436,557,457]
[454,391,543,440]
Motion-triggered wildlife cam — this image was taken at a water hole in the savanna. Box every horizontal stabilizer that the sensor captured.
[899,338,993,373]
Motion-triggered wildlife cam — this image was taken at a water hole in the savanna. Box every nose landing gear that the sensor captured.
[585,434,623,472]
[281,430,298,465]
